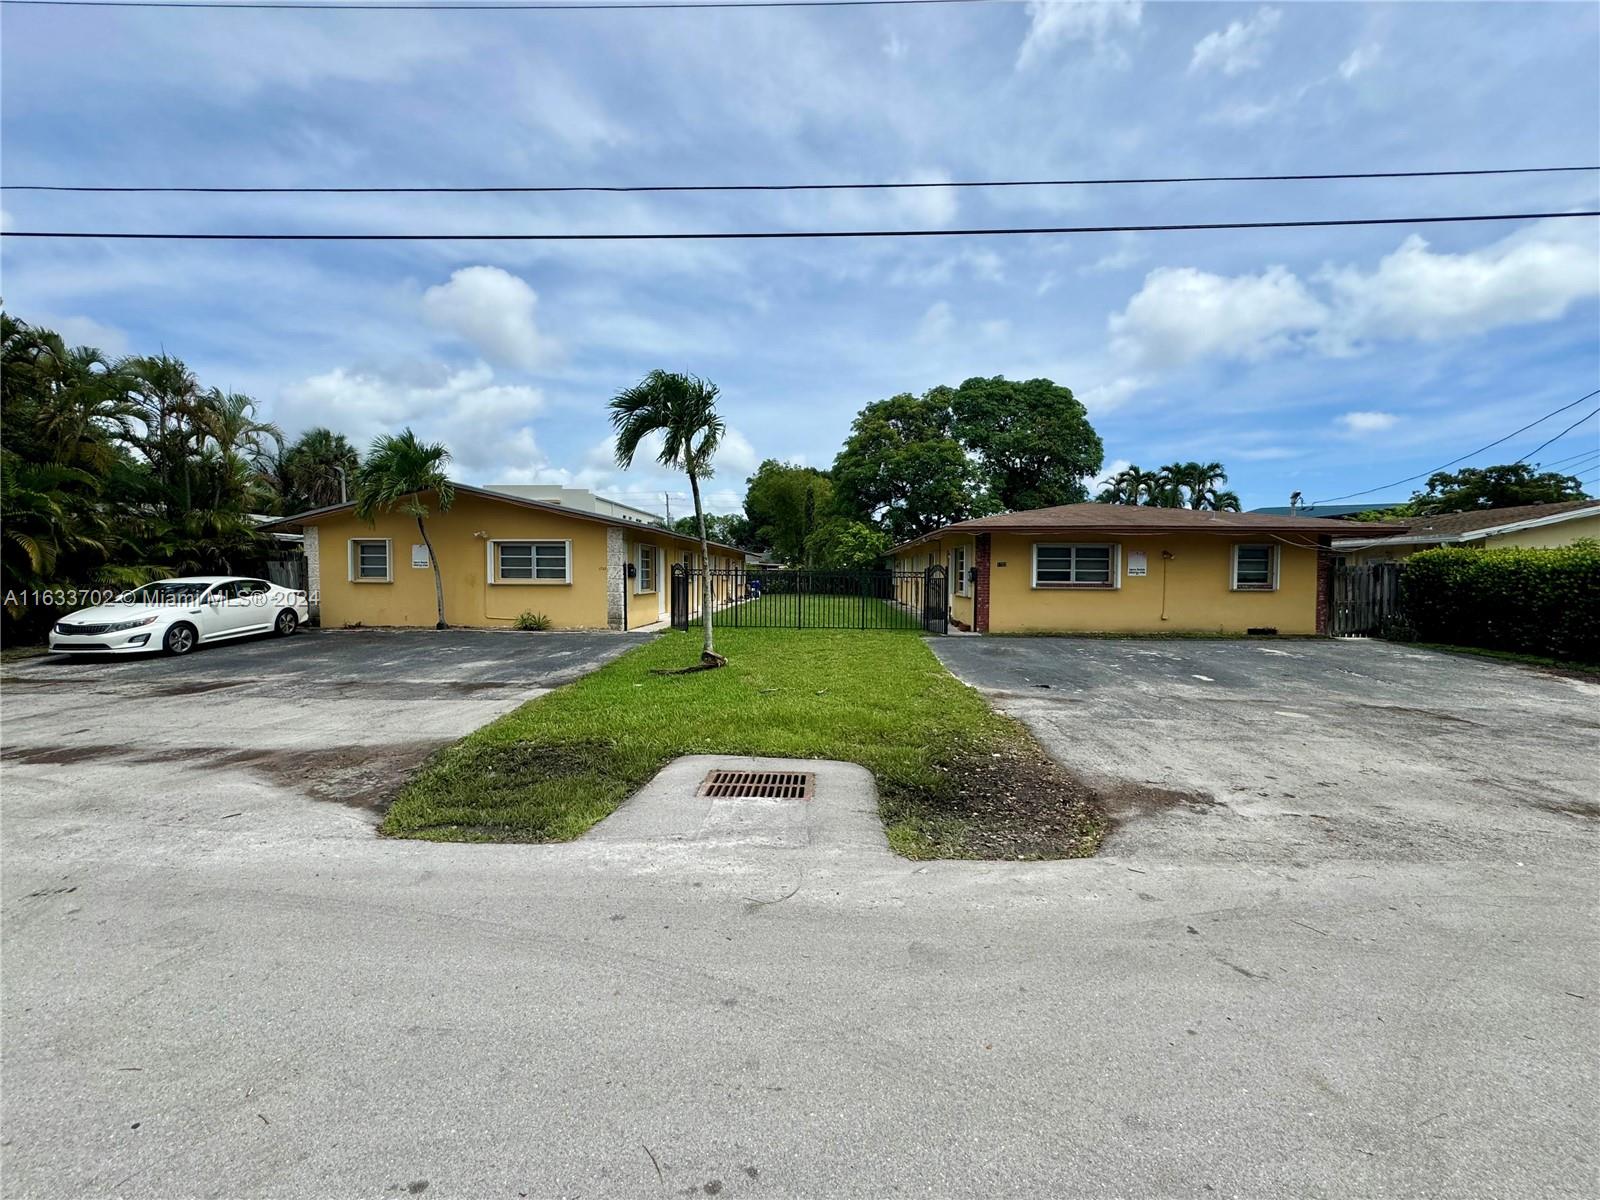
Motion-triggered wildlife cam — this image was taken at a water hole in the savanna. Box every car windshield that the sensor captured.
[125,581,212,605]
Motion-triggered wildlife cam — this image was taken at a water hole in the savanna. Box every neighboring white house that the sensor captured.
[1331,499,1600,565]
[483,485,662,526]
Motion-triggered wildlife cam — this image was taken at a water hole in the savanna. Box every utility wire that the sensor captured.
[4,208,1596,241]
[1514,407,1600,466]
[1310,388,1600,505]
[0,0,1006,10]
[7,165,1595,195]
[1538,446,1600,469]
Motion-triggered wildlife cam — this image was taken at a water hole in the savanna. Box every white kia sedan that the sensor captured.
[49,577,311,657]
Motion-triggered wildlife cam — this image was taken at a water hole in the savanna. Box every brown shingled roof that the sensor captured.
[1355,498,1598,539]
[892,502,1406,552]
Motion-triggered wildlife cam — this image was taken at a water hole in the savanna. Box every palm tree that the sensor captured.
[610,370,726,668]
[1158,461,1237,510]
[284,427,360,511]
[354,429,455,629]
[1097,464,1168,505]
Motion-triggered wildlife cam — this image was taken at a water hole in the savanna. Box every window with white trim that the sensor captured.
[953,547,968,596]
[494,540,570,583]
[636,544,656,592]
[351,539,391,582]
[1231,544,1278,591]
[1033,543,1116,588]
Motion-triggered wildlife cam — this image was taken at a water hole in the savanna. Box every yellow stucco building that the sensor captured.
[893,503,1398,636]
[271,483,745,631]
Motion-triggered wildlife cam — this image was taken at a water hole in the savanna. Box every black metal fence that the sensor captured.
[1330,561,1402,637]
[671,565,948,633]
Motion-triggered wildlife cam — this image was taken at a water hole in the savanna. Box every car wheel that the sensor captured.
[274,609,299,637]
[163,622,197,656]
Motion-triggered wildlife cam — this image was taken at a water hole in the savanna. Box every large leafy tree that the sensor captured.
[743,459,834,565]
[354,429,455,629]
[610,370,727,668]
[1407,464,1587,513]
[950,376,1103,510]
[805,517,891,570]
[670,512,750,548]
[831,391,995,543]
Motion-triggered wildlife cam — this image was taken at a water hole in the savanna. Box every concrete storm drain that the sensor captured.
[698,769,815,801]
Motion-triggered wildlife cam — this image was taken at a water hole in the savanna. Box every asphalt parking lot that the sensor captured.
[932,636,1600,866]
[2,632,1596,1198]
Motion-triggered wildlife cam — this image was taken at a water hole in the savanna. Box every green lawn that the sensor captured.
[383,628,1104,859]
[700,592,925,631]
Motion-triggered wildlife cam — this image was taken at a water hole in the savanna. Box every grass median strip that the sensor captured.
[382,628,1105,859]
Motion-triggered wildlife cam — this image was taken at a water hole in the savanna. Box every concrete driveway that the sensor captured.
[3,633,1597,1198]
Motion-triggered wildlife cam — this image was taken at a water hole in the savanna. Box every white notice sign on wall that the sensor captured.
[412,544,430,569]
[1127,550,1148,578]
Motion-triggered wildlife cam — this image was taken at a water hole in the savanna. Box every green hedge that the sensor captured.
[1398,542,1600,663]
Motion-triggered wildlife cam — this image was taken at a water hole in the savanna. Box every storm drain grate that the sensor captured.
[699,770,814,800]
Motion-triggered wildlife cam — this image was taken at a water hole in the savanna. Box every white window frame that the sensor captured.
[349,538,392,583]
[1231,543,1279,592]
[635,544,658,594]
[952,546,968,596]
[1032,542,1120,590]
[487,538,572,585]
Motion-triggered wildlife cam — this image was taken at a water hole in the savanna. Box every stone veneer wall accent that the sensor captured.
[302,526,321,623]
[606,527,627,629]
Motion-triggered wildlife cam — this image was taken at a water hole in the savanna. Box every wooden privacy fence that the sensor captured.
[1330,561,1402,637]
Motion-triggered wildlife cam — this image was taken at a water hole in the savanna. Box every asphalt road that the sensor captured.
[2,632,1596,1199]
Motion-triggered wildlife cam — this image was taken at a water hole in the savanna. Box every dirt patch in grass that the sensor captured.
[891,735,1106,860]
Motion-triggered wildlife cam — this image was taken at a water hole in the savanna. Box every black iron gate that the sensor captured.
[671,565,947,633]
[1330,561,1402,637]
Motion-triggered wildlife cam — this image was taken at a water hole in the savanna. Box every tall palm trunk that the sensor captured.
[417,514,447,629]
[687,471,721,665]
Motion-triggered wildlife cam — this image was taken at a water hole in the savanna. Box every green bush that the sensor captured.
[513,611,553,632]
[1398,541,1600,663]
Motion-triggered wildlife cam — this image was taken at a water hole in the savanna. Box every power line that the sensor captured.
[1515,407,1600,466]
[7,165,1595,195]
[0,0,1004,10]
[1539,446,1600,469]
[1310,388,1600,505]
[4,208,1596,241]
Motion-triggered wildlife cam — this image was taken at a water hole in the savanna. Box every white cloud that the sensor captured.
[1079,241,1146,276]
[1109,265,1328,369]
[1337,411,1399,434]
[1016,1,1142,71]
[1190,7,1282,76]
[1316,221,1599,349]
[883,32,908,62]
[1086,457,1132,493]
[278,360,546,483]
[1079,377,1146,412]
[1107,219,1599,369]
[1339,44,1381,80]
[46,314,129,355]
[421,266,557,370]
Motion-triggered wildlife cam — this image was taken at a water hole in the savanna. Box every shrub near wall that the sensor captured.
[1399,542,1600,663]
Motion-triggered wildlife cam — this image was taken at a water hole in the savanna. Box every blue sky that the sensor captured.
[3,0,1597,514]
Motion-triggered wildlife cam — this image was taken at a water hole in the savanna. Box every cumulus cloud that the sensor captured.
[1337,411,1399,434]
[422,266,557,370]
[1316,220,1599,349]
[1016,1,1142,70]
[1079,377,1146,412]
[1190,7,1282,76]
[278,360,546,482]
[1108,219,1599,368]
[1109,265,1328,369]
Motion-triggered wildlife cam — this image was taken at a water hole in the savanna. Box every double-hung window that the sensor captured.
[1231,544,1278,591]
[494,540,570,583]
[351,539,391,582]
[1033,543,1116,588]
[952,547,968,596]
[636,545,656,592]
